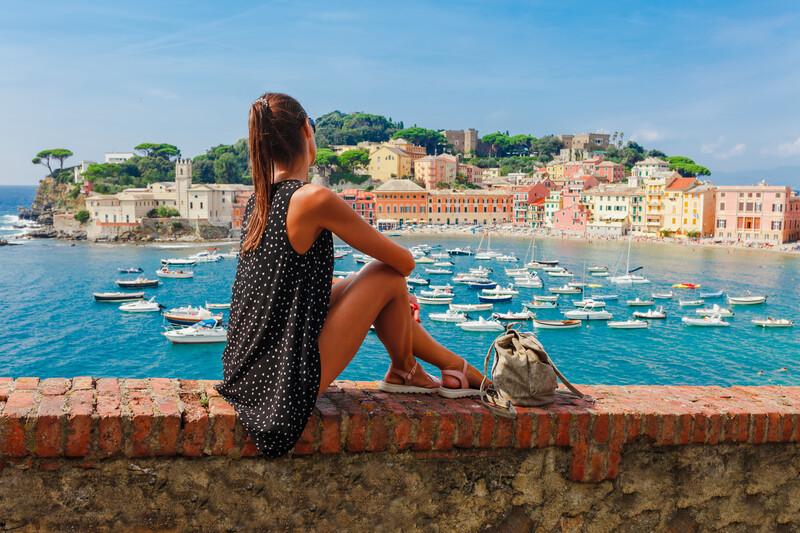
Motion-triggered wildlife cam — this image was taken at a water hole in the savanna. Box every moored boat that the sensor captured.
[699,290,724,299]
[406,276,429,286]
[695,305,734,318]
[751,318,794,328]
[205,302,231,310]
[478,293,513,303]
[429,310,468,323]
[572,298,606,309]
[626,297,655,307]
[651,291,673,299]
[633,306,667,319]
[682,315,730,327]
[116,277,159,288]
[563,308,613,320]
[119,297,161,313]
[679,299,705,307]
[533,318,580,329]
[457,317,505,332]
[607,319,648,329]
[93,291,145,303]
[449,303,493,312]
[424,267,452,275]
[117,267,143,273]
[549,284,582,294]
[492,310,535,321]
[161,258,197,267]
[481,284,518,296]
[156,267,194,279]
[466,280,497,290]
[163,306,223,325]
[728,295,767,305]
[533,295,559,302]
[417,292,454,305]
[163,319,228,344]
[523,301,558,310]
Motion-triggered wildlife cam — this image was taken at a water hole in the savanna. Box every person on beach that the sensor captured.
[215,92,486,457]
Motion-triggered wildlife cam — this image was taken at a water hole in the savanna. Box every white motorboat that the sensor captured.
[450,303,493,312]
[505,267,529,276]
[429,284,453,291]
[699,290,724,299]
[728,295,767,305]
[466,279,497,290]
[353,253,374,264]
[205,302,231,310]
[626,297,655,307]
[633,306,667,319]
[457,317,505,332]
[587,265,607,273]
[433,261,454,267]
[524,301,558,310]
[424,267,452,275]
[163,319,228,344]
[119,297,161,313]
[549,284,582,295]
[533,295,559,302]
[481,284,518,296]
[533,318,580,330]
[420,288,453,297]
[474,234,500,260]
[537,259,560,266]
[415,256,435,264]
[478,293,512,303]
[609,234,650,285]
[679,299,705,307]
[541,265,563,273]
[751,318,794,328]
[547,270,574,278]
[218,251,239,259]
[469,266,492,277]
[163,306,222,325]
[406,276,429,286]
[567,281,586,288]
[188,250,222,263]
[446,247,474,256]
[431,252,450,260]
[591,294,619,301]
[514,277,543,289]
[590,271,610,277]
[696,304,734,318]
[652,291,673,299]
[93,291,145,302]
[156,267,194,279]
[492,310,535,321]
[495,254,518,262]
[118,267,143,273]
[607,319,648,329]
[161,258,197,267]
[682,315,730,327]
[116,277,159,288]
[563,308,613,320]
[573,299,606,309]
[429,310,468,323]
[417,292,454,305]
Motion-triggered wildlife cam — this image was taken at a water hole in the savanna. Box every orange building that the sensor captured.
[231,191,254,230]
[337,189,375,225]
[373,179,429,226]
[427,189,514,225]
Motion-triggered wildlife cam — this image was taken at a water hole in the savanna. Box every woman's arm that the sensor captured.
[289,185,415,276]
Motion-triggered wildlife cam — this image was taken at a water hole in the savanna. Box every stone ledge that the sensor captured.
[0,377,798,482]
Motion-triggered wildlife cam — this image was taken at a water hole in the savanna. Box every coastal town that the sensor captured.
[29,128,797,249]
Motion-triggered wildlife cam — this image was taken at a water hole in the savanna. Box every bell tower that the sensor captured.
[175,158,193,218]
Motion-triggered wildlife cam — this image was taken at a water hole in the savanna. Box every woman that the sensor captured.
[216,92,486,458]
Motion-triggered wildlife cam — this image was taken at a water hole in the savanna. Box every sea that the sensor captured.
[1,184,799,385]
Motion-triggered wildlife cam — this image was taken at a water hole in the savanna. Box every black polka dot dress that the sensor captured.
[216,180,333,457]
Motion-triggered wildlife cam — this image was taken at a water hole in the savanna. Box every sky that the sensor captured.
[1,0,799,186]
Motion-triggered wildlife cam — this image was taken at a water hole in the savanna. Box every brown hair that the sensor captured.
[242,92,310,253]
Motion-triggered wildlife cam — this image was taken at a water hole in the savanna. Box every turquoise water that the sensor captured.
[1,185,799,385]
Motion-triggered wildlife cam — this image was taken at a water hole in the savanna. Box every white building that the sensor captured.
[631,157,670,181]
[104,152,135,164]
[72,160,95,183]
[584,184,641,237]
[85,159,252,239]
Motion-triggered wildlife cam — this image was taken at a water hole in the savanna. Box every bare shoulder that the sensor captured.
[292,183,339,211]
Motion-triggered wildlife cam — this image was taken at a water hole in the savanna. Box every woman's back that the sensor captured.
[216,179,333,457]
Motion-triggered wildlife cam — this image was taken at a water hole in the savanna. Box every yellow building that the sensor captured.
[368,145,414,182]
[546,161,565,181]
[584,184,640,237]
[640,171,682,235]
[662,180,716,237]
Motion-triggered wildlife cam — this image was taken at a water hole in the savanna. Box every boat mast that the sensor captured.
[625,233,632,274]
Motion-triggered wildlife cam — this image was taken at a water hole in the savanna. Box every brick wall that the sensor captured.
[1,377,799,530]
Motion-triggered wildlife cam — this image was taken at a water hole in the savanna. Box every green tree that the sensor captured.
[148,206,180,218]
[337,148,369,173]
[32,148,74,176]
[667,156,711,177]
[314,148,339,167]
[391,127,448,155]
[480,132,513,157]
[314,111,402,146]
[134,143,181,159]
[74,209,90,223]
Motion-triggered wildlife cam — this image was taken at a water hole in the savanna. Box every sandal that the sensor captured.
[378,361,440,394]
[439,359,482,398]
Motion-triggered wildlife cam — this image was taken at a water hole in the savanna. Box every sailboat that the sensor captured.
[474,232,499,260]
[524,235,558,268]
[609,234,650,285]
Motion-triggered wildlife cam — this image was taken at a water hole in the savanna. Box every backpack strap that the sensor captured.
[479,330,517,418]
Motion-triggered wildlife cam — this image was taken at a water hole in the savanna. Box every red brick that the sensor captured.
[766,413,781,443]
[179,379,203,393]
[476,411,495,449]
[782,414,795,442]
[589,449,606,482]
[96,393,121,456]
[692,414,707,444]
[707,413,722,445]
[208,397,235,456]
[383,400,413,451]
[123,378,149,390]
[555,412,571,446]
[752,413,767,444]
[127,393,154,457]
[659,414,676,446]
[677,413,693,444]
[241,436,259,457]
[626,413,642,442]
[96,378,119,396]
[153,395,180,456]
[15,377,39,390]
[571,412,590,446]
[71,376,93,390]
[40,378,71,396]
[35,395,66,457]
[0,378,14,402]
[593,413,610,445]
[569,438,588,482]
[316,396,341,454]
[181,398,209,457]
[2,390,37,457]
[536,413,552,448]
[65,390,93,457]
[514,413,534,448]
[607,448,622,480]
[412,407,437,452]
[644,414,660,441]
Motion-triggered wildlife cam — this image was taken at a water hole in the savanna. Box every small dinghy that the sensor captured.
[478,293,513,303]
[116,277,159,288]
[406,276,429,286]
[590,271,610,277]
[424,267,452,275]
[495,254,518,262]
[481,284,518,296]
[633,306,667,319]
[205,302,231,310]
[549,284,582,294]
[563,308,613,320]
[533,318,581,330]
[523,301,558,310]
[420,288,453,297]
[728,295,767,305]
[587,265,607,273]
[607,319,648,329]
[466,280,497,290]
[695,304,734,318]
[433,261,454,267]
[626,297,655,307]
[163,319,227,344]
[94,291,145,302]
[505,267,529,276]
[449,302,494,312]
[119,297,161,313]
[429,284,453,291]
[163,306,222,325]
[493,310,535,321]
[547,270,574,278]
[699,290,724,299]
[156,267,194,279]
[651,291,673,300]
[591,294,618,301]
[679,299,705,307]
[682,315,730,327]
[533,295,559,302]
[514,276,543,288]
[457,317,505,332]
[417,292,454,305]
[118,267,143,274]
[429,309,468,323]
[751,318,793,328]
[415,256,434,264]
[189,250,222,263]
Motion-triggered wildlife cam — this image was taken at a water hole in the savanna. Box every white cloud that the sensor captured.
[776,136,800,157]
[700,137,746,160]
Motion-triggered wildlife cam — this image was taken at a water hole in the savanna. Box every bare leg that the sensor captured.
[318,261,438,395]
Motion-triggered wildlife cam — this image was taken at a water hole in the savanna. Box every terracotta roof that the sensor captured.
[666,177,698,191]
[375,179,425,192]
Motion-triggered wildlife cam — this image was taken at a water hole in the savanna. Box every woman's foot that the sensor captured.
[439,358,486,398]
[378,360,440,394]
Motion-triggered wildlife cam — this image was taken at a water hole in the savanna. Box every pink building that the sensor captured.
[714,183,800,244]
[563,161,584,179]
[596,161,625,183]
[414,154,458,189]
[338,189,376,225]
[459,163,483,185]
[552,188,589,236]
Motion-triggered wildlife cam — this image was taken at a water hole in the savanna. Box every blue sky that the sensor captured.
[2,0,799,186]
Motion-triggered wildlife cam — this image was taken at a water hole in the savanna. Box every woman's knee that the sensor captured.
[362,261,407,290]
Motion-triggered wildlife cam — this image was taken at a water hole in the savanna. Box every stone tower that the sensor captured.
[175,158,193,218]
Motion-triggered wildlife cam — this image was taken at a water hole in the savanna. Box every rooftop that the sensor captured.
[374,179,425,192]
